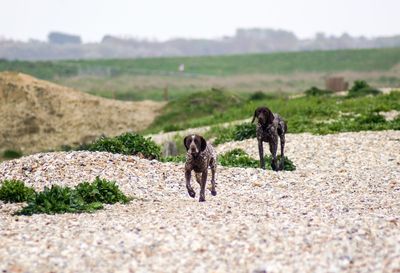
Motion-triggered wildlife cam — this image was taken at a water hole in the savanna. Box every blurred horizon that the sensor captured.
[1,0,399,43]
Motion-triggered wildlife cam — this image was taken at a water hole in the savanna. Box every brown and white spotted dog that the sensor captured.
[251,106,287,171]
[183,134,217,202]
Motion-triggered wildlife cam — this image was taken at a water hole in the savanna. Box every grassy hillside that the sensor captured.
[147,89,400,134]
[1,48,400,79]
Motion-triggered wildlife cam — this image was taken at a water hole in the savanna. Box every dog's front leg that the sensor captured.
[258,140,265,169]
[199,170,208,202]
[185,169,196,198]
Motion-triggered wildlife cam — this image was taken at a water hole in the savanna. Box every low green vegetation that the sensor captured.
[211,122,256,145]
[347,80,382,98]
[0,180,35,203]
[305,86,333,96]
[150,88,245,132]
[160,154,186,163]
[149,87,400,136]
[82,132,161,160]
[218,148,296,171]
[2,149,23,160]
[218,149,259,168]
[0,177,131,216]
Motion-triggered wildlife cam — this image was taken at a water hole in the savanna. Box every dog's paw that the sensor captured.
[279,160,285,171]
[199,196,206,202]
[188,189,196,198]
[211,190,217,196]
[271,161,278,171]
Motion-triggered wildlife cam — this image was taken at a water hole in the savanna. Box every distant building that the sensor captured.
[48,32,82,45]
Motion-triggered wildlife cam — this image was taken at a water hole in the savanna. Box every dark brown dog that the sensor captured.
[183,134,217,202]
[251,106,287,171]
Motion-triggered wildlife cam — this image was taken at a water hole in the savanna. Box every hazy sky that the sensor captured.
[2,0,399,42]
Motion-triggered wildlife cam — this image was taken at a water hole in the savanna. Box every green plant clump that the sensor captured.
[218,148,296,171]
[75,177,131,204]
[18,185,103,216]
[305,86,333,96]
[218,149,259,168]
[0,180,36,203]
[213,122,257,145]
[2,149,23,159]
[0,177,132,216]
[233,122,257,141]
[347,80,381,98]
[84,132,161,160]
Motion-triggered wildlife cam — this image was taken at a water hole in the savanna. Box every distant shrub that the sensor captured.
[117,133,161,159]
[86,137,126,154]
[347,80,381,98]
[0,180,35,203]
[2,149,23,159]
[305,86,333,96]
[84,132,161,160]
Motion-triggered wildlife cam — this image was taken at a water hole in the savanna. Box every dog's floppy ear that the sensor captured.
[199,136,207,152]
[251,107,261,123]
[265,107,275,125]
[183,136,190,151]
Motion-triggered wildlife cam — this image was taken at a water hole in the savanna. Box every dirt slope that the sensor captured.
[0,72,165,153]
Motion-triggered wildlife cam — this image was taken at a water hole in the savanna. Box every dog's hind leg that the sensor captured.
[269,138,278,171]
[279,133,285,171]
[195,173,201,185]
[258,140,266,169]
[210,160,217,196]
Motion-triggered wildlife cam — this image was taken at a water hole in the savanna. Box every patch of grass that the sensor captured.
[218,149,259,168]
[0,180,35,203]
[233,122,257,141]
[12,177,131,216]
[206,125,236,145]
[160,154,186,163]
[83,132,161,160]
[218,149,296,171]
[2,149,23,159]
[208,122,256,145]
